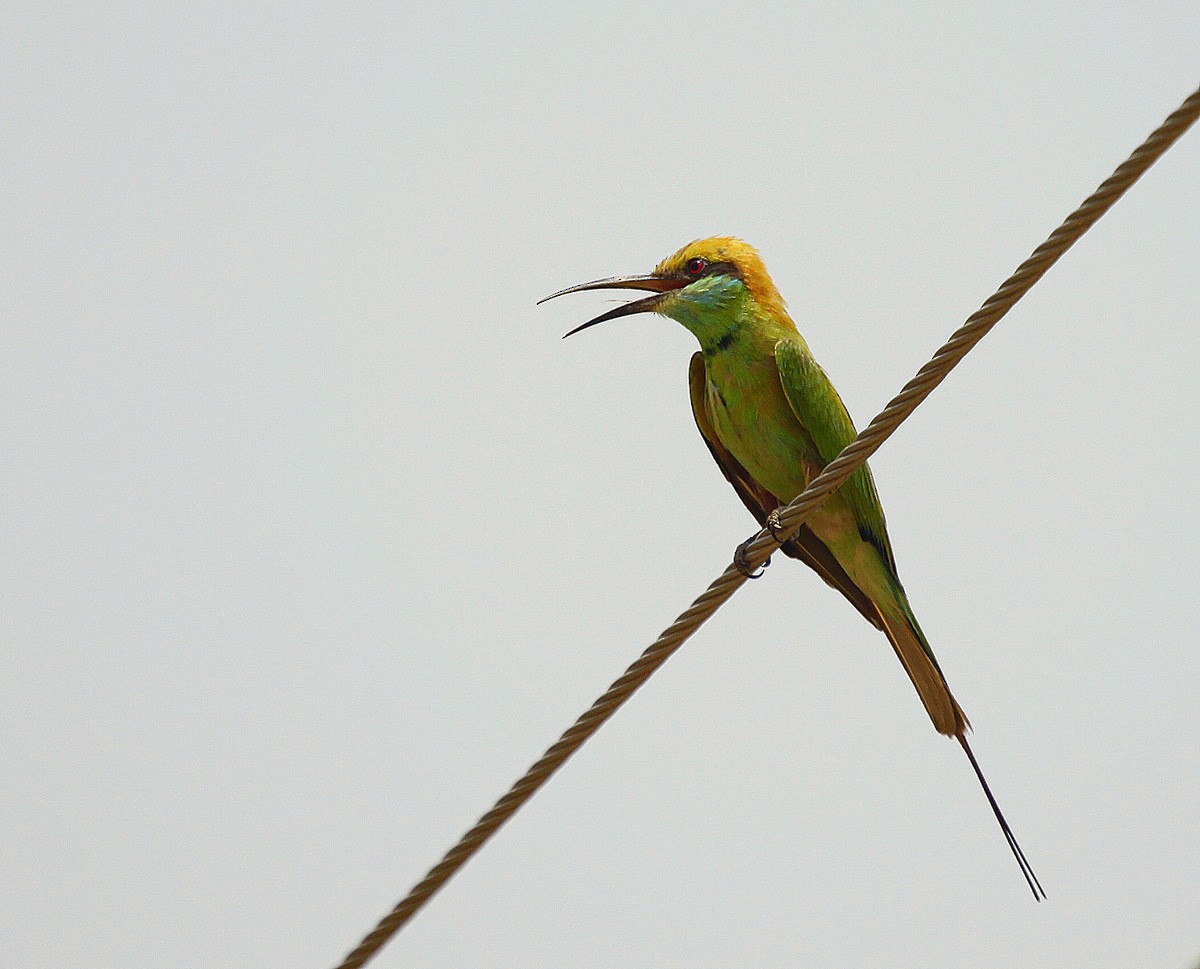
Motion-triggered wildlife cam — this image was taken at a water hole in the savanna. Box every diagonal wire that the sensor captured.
[334,86,1200,969]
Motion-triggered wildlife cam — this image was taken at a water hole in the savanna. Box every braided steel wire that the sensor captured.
[334,86,1200,969]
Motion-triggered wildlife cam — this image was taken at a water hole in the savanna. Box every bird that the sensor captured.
[540,236,1043,899]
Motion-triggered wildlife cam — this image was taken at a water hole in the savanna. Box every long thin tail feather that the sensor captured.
[876,604,1043,899]
[958,733,1045,900]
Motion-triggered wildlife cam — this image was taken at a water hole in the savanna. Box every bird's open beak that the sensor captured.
[538,275,685,338]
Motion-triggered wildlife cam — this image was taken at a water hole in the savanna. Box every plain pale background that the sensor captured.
[3,3,1199,967]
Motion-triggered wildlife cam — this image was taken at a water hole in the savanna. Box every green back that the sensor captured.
[774,337,898,576]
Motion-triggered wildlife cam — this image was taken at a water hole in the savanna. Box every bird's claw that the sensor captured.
[734,539,769,579]
[766,509,787,544]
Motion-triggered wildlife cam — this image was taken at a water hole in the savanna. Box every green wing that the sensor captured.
[688,352,884,630]
[773,338,897,575]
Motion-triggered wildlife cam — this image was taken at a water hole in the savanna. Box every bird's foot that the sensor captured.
[734,539,769,579]
[765,508,787,544]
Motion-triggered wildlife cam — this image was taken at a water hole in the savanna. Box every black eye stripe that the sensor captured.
[681,259,740,280]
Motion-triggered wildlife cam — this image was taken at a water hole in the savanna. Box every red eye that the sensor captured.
[684,257,706,277]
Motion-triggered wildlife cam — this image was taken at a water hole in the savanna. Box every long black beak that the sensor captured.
[538,274,684,338]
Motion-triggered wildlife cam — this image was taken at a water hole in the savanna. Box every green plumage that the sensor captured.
[673,264,960,734]
[773,337,894,572]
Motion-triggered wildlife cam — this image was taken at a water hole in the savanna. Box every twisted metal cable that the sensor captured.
[334,86,1200,969]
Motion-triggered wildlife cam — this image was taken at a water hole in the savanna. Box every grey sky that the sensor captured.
[3,3,1199,968]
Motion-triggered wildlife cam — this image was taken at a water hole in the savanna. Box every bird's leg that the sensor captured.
[733,538,769,579]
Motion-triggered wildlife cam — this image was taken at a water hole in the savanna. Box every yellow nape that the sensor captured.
[655,237,789,319]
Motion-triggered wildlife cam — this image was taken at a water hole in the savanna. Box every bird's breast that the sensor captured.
[703,354,816,504]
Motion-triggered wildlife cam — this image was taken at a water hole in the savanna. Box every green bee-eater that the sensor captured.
[541,237,1042,898]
